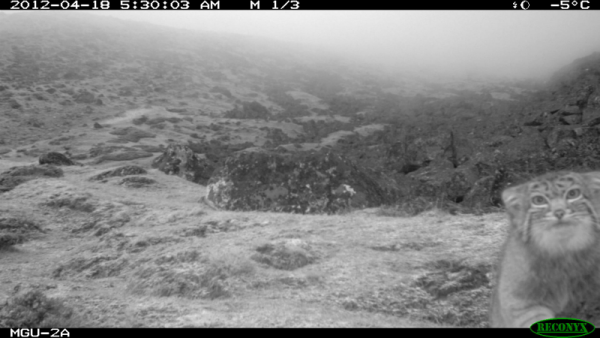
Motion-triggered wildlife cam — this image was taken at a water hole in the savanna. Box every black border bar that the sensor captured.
[1,328,537,335]
[1,0,596,10]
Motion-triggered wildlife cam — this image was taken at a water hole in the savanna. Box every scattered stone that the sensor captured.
[461,176,496,210]
[166,108,187,113]
[210,86,233,98]
[119,176,156,188]
[44,194,95,213]
[94,151,153,163]
[89,145,136,158]
[93,122,103,129]
[223,101,271,119]
[0,165,63,193]
[146,117,182,125]
[48,136,73,146]
[70,154,88,160]
[108,127,155,143]
[52,254,129,279]
[586,116,600,127]
[545,126,577,150]
[89,165,147,181]
[414,260,491,298]
[39,152,74,166]
[133,145,164,153]
[0,217,43,238]
[73,90,96,104]
[251,239,317,270]
[132,116,148,125]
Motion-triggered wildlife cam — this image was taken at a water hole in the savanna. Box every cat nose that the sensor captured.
[554,209,565,219]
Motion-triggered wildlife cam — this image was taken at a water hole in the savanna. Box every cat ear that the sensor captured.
[502,183,530,242]
[502,185,523,210]
[582,172,600,193]
[581,172,600,229]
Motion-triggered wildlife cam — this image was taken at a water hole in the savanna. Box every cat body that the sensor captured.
[490,171,600,327]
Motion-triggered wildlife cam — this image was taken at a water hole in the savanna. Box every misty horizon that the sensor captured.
[2,10,600,81]
[56,11,600,80]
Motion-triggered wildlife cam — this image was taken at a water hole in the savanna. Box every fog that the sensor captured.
[88,11,600,80]
[8,10,600,80]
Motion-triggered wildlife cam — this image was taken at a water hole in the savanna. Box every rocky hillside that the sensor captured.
[0,12,599,214]
[2,12,600,329]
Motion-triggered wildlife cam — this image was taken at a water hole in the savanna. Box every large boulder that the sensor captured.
[206,149,400,214]
[152,143,216,185]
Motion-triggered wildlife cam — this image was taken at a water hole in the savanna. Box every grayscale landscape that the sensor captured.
[0,11,599,327]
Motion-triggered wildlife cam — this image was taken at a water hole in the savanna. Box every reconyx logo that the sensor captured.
[531,318,595,338]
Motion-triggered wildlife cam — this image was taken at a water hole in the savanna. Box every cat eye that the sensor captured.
[531,195,547,205]
[566,189,581,200]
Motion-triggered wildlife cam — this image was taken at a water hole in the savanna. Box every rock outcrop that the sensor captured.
[152,143,216,185]
[206,149,400,214]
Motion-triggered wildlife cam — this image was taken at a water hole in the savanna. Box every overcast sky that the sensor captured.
[9,10,600,80]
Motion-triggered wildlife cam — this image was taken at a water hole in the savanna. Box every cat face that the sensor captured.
[502,172,600,255]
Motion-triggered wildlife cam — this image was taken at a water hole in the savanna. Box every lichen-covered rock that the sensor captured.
[461,176,496,209]
[89,166,147,181]
[119,176,156,188]
[545,126,577,150]
[408,159,455,199]
[206,149,399,214]
[146,117,182,125]
[73,90,97,104]
[132,116,148,125]
[223,101,270,119]
[0,165,63,193]
[558,106,583,125]
[133,145,164,153]
[152,143,216,185]
[265,128,295,146]
[94,151,153,164]
[0,217,43,248]
[39,152,74,166]
[407,159,480,203]
[89,145,135,158]
[166,108,187,113]
[108,127,155,143]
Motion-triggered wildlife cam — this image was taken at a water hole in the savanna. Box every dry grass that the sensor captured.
[375,199,448,218]
[0,290,87,327]
[0,159,510,327]
[0,217,43,249]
